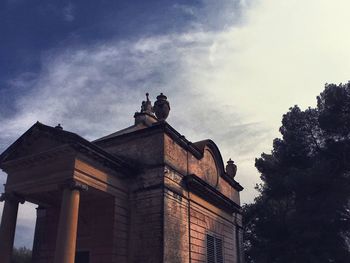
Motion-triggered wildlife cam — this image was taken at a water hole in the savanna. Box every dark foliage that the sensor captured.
[244,82,350,263]
[11,247,32,263]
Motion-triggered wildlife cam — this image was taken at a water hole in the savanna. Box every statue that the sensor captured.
[140,93,153,115]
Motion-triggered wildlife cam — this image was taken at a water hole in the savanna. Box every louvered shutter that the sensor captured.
[206,234,223,263]
[215,237,223,263]
[207,234,215,263]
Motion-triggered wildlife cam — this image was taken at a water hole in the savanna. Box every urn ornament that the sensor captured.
[153,93,170,121]
[226,158,237,178]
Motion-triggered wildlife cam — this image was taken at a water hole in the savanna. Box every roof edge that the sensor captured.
[0,122,137,175]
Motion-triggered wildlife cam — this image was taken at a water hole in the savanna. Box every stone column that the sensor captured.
[0,193,25,263]
[31,206,46,261]
[53,180,88,263]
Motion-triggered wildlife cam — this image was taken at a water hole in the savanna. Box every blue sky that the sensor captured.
[1,0,350,248]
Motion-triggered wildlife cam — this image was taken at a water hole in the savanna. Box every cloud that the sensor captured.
[173,0,247,31]
[63,3,75,22]
[0,29,266,153]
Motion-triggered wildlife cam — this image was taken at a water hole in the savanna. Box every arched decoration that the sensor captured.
[193,139,226,179]
[193,139,243,192]
[201,148,219,187]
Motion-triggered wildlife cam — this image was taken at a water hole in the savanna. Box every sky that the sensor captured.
[0,0,350,249]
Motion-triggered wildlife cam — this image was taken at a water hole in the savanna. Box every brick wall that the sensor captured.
[97,132,164,166]
[111,196,129,263]
[189,202,237,263]
[164,188,190,263]
[76,196,115,263]
[164,134,240,205]
[128,187,163,263]
[164,166,240,263]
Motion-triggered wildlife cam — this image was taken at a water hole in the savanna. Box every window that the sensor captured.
[207,234,223,263]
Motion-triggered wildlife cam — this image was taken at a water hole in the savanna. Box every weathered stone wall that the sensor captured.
[164,187,190,263]
[97,132,164,166]
[128,186,163,263]
[98,130,166,263]
[217,176,240,206]
[189,200,237,263]
[164,166,240,263]
[76,197,115,263]
[111,196,129,263]
[126,166,164,263]
[164,134,240,204]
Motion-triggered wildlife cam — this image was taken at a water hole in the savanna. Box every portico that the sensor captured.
[0,122,133,263]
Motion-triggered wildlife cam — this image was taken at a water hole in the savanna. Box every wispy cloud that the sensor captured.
[63,3,75,22]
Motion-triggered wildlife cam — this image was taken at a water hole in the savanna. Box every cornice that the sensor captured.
[0,122,137,176]
[221,173,244,192]
[71,142,137,175]
[184,174,242,214]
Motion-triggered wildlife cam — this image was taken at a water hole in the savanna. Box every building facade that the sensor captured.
[0,93,243,263]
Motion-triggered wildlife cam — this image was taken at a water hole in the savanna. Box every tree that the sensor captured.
[11,247,32,263]
[244,82,350,263]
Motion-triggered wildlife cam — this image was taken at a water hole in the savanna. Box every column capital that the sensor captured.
[0,193,25,204]
[63,179,88,192]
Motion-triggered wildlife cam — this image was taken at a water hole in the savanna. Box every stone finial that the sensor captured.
[140,93,154,115]
[153,93,170,121]
[55,124,63,130]
[134,93,158,126]
[226,158,237,178]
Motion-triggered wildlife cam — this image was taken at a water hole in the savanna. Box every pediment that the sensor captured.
[0,122,73,164]
[186,140,225,188]
[0,122,136,176]
[190,139,243,192]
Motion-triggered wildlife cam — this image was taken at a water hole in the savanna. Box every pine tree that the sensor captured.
[244,82,350,263]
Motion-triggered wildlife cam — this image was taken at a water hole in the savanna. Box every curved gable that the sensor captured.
[193,139,226,176]
[191,139,243,193]
[187,140,225,188]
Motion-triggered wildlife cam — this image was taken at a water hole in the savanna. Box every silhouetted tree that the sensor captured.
[244,82,350,263]
[11,247,32,263]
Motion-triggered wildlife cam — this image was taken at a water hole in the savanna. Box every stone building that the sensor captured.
[0,93,244,263]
